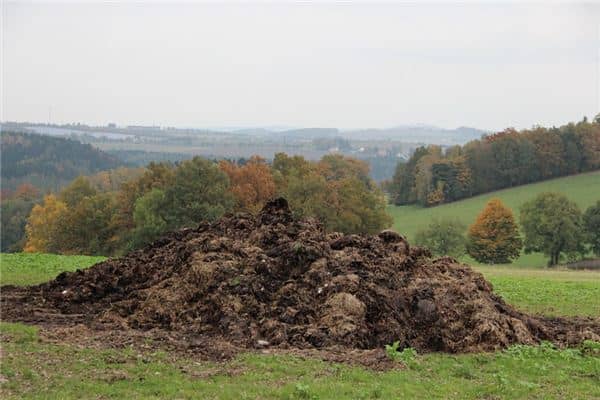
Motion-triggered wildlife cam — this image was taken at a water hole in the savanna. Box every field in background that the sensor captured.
[1,253,599,399]
[388,171,600,268]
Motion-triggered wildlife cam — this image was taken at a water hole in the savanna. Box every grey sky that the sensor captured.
[2,1,599,131]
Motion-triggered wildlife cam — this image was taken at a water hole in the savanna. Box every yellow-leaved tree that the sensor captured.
[24,194,68,253]
[466,198,522,264]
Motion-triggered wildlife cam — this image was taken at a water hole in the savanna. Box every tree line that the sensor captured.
[390,117,600,206]
[416,194,600,266]
[20,153,391,256]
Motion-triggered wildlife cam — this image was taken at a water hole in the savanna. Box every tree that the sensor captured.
[13,183,40,201]
[328,177,392,234]
[130,189,169,248]
[59,193,119,255]
[520,193,585,266]
[219,156,275,213]
[1,199,35,252]
[415,218,466,257]
[274,153,392,234]
[467,198,522,264]
[583,200,600,256]
[24,194,68,253]
[391,146,430,205]
[59,176,97,207]
[317,154,371,185]
[283,169,334,222]
[163,157,234,228]
[114,162,175,235]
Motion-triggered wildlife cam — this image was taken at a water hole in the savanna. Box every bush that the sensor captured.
[414,218,466,257]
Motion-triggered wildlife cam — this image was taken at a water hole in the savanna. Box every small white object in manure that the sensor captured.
[317,287,323,294]
[61,290,69,295]
[257,340,270,347]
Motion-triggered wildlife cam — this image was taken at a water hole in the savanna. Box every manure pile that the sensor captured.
[2,198,598,354]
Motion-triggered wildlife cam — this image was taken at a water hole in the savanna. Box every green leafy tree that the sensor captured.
[520,193,585,266]
[283,170,334,222]
[583,200,600,256]
[467,198,522,264]
[59,176,97,207]
[415,218,466,257]
[275,154,392,234]
[1,199,35,252]
[329,177,392,234]
[131,189,169,248]
[163,157,234,227]
[60,193,119,255]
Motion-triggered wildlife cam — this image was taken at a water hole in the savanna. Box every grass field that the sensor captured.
[0,253,106,286]
[472,266,600,316]
[388,171,600,268]
[1,322,599,400]
[1,253,598,399]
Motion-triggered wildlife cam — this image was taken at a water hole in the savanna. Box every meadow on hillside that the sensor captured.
[388,171,600,267]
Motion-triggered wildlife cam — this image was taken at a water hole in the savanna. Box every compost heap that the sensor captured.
[3,198,599,354]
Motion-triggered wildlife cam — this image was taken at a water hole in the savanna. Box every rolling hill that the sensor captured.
[1,131,125,192]
[388,171,600,267]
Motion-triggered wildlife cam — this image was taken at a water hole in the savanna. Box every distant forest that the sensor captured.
[390,117,600,206]
[1,132,125,192]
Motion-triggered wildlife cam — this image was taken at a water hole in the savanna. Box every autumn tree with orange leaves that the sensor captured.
[466,198,522,264]
[219,156,275,213]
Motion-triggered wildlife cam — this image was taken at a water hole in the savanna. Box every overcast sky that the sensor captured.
[1,1,599,131]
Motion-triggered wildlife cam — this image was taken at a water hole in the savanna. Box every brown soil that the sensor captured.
[2,198,599,363]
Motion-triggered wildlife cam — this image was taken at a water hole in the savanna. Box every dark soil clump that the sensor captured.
[2,198,598,356]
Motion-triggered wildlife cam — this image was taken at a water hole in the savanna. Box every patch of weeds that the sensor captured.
[503,340,598,363]
[580,340,600,357]
[293,383,318,400]
[384,342,418,367]
[493,371,509,389]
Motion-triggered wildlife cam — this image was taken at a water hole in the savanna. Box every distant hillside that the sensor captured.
[391,119,600,207]
[388,171,600,267]
[1,131,125,191]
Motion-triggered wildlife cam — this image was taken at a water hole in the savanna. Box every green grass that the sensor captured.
[0,253,106,286]
[1,322,599,400]
[474,266,600,317]
[388,171,600,267]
